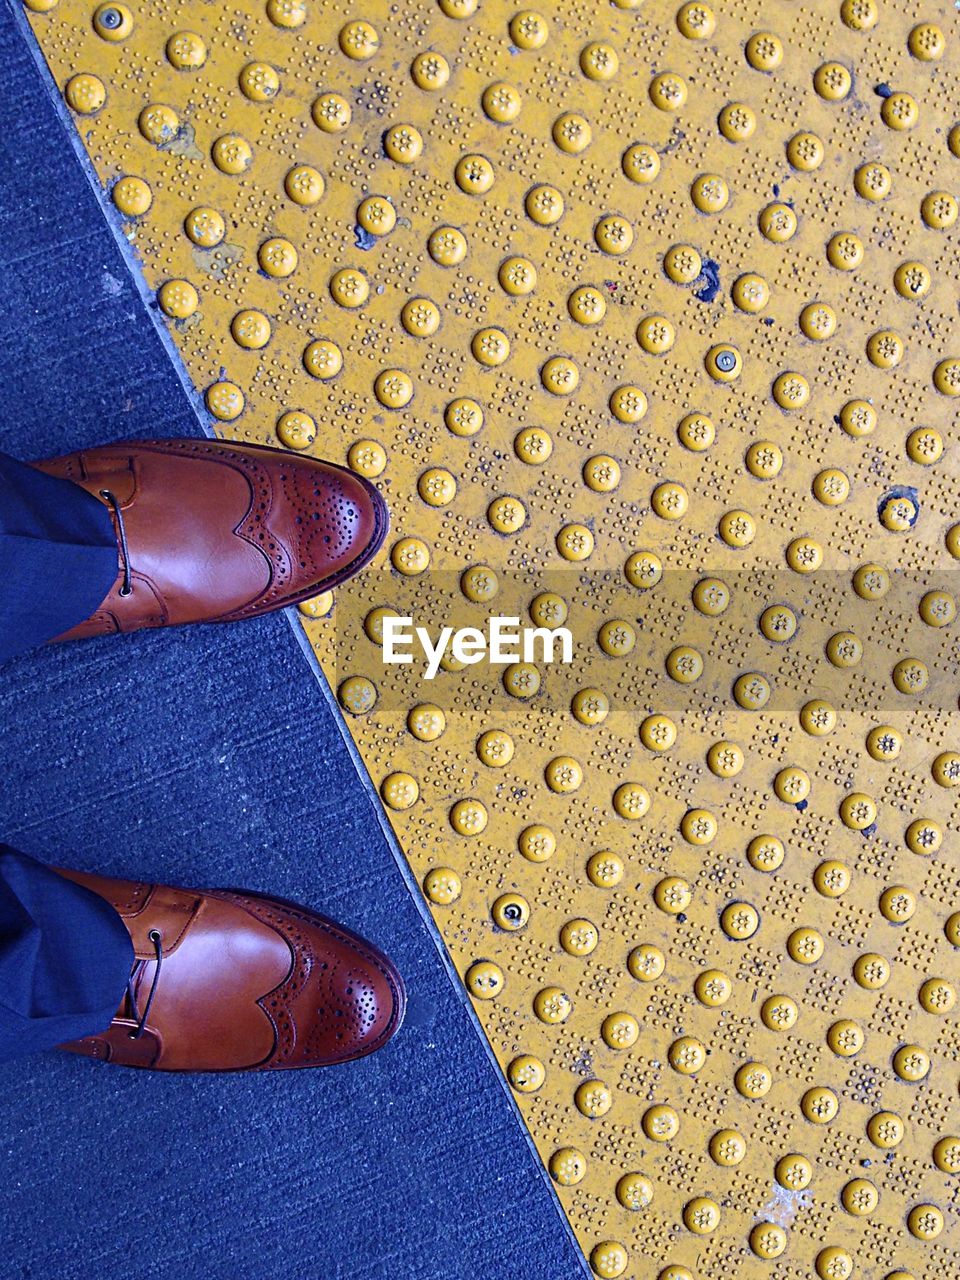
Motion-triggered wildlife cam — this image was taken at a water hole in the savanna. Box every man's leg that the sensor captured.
[0,846,133,1061]
[0,451,118,663]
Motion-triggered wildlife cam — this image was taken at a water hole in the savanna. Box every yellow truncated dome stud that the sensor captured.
[258,238,297,278]
[776,1153,812,1189]
[239,62,279,101]
[556,524,593,561]
[691,173,729,213]
[423,867,461,906]
[759,201,797,242]
[507,1054,544,1092]
[814,62,852,100]
[589,1242,627,1278]
[710,1129,746,1166]
[65,73,106,114]
[491,893,528,930]
[476,729,513,766]
[560,918,598,956]
[525,183,563,224]
[211,135,252,175]
[654,876,691,914]
[611,384,648,422]
[266,0,305,26]
[628,944,665,982]
[745,31,783,71]
[205,381,243,421]
[624,550,662,588]
[814,860,851,897]
[921,190,959,229]
[165,30,206,68]
[465,960,504,999]
[138,103,179,144]
[517,824,554,863]
[622,143,660,184]
[616,1171,653,1210]
[339,19,379,59]
[571,688,609,725]
[746,835,783,872]
[380,771,418,810]
[855,161,892,202]
[802,1086,839,1123]
[718,102,756,142]
[384,124,422,163]
[311,92,351,133]
[683,1197,720,1234]
[735,1062,772,1098]
[787,927,824,964]
[411,51,450,90]
[878,885,914,922]
[407,703,445,742]
[732,274,768,313]
[750,1223,786,1258]
[92,2,132,40]
[649,72,687,112]
[552,112,591,154]
[373,369,412,407]
[510,10,548,48]
[680,808,715,844]
[586,851,623,887]
[677,1,715,38]
[642,1104,679,1141]
[482,82,521,123]
[828,1020,864,1056]
[907,1204,943,1240]
[761,993,798,1030]
[893,1044,930,1081]
[231,309,271,350]
[568,286,605,325]
[840,0,878,29]
[867,1111,904,1148]
[184,207,225,247]
[601,1013,639,1050]
[338,676,376,715]
[534,986,571,1024]
[158,280,198,320]
[693,968,730,1005]
[669,1036,706,1074]
[549,1146,586,1186]
[112,175,151,216]
[733,671,771,712]
[348,439,387,478]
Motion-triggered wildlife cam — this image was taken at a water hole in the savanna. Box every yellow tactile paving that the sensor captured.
[21,0,960,1273]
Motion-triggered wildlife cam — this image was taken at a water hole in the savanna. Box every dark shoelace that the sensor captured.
[126,928,163,1040]
[98,488,133,596]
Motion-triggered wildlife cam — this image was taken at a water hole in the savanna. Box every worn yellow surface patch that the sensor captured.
[23,0,960,1274]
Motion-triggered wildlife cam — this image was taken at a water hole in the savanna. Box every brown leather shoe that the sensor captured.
[56,869,405,1071]
[33,438,388,641]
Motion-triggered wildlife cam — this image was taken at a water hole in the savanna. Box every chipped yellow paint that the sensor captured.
[23,0,960,1273]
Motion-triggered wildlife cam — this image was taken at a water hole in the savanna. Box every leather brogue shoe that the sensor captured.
[56,868,405,1071]
[33,438,388,641]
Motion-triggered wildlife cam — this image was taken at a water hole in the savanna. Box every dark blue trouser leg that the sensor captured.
[0,451,118,663]
[0,847,132,1060]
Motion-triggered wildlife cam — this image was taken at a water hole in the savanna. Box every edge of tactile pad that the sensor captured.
[286,613,590,1279]
[6,6,590,1270]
